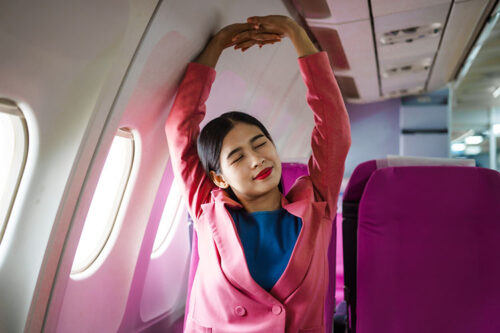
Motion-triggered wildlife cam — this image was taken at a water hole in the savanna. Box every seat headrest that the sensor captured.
[376,155,475,169]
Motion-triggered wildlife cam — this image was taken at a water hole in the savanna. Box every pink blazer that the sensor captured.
[165,51,351,333]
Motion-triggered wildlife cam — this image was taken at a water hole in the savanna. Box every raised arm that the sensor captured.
[166,24,282,220]
[299,51,351,220]
[165,61,216,220]
[234,16,351,220]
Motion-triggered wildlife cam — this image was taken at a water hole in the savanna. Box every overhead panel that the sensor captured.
[427,0,494,92]
[292,0,331,19]
[448,1,500,109]
[310,27,350,70]
[371,0,451,17]
[287,0,497,103]
[373,2,451,97]
[305,0,370,24]
[294,0,379,102]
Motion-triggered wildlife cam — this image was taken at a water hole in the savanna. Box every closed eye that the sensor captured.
[232,155,244,164]
[255,141,266,149]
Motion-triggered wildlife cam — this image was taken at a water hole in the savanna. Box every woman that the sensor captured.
[165,15,351,332]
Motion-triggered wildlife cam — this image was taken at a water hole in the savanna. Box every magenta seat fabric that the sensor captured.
[335,213,344,305]
[341,160,377,331]
[281,162,309,194]
[355,166,500,333]
[343,160,377,202]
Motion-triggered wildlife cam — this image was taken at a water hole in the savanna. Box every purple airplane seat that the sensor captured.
[342,159,500,333]
[183,162,340,332]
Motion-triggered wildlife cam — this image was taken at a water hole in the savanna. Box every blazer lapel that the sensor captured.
[202,190,279,305]
[270,198,327,301]
[201,188,327,304]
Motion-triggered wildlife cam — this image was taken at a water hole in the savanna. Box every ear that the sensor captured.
[209,170,229,189]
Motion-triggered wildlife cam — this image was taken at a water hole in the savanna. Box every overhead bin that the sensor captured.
[428,0,495,91]
[290,0,496,102]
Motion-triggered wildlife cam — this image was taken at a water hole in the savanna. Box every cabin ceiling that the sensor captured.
[289,0,498,103]
[454,2,500,109]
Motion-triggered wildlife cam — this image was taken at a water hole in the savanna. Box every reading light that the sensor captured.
[451,143,466,152]
[465,146,481,155]
[493,86,500,98]
[493,124,500,135]
[464,135,483,145]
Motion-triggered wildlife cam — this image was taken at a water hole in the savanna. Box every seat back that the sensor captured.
[343,161,500,333]
[342,160,378,332]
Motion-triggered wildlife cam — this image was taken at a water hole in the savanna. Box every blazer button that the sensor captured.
[272,305,282,315]
[234,305,247,317]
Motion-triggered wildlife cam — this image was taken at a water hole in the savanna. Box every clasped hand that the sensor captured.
[215,15,299,52]
[196,15,314,67]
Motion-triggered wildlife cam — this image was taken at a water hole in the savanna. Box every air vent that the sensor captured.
[380,23,442,45]
[382,58,432,77]
[385,86,424,98]
[292,0,331,19]
[310,27,350,70]
[336,76,360,99]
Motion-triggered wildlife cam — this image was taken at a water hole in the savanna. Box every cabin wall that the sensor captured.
[49,1,221,332]
[41,1,304,332]
[344,99,401,177]
[399,105,449,157]
[0,1,159,332]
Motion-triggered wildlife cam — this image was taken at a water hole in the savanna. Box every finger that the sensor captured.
[233,35,281,46]
[247,16,267,25]
[255,32,282,41]
[246,23,285,38]
[238,39,281,52]
[232,31,281,43]
[259,39,280,46]
[230,22,257,32]
[256,27,285,37]
[247,16,261,29]
[234,39,258,50]
[222,23,258,40]
[232,30,257,41]
[241,43,259,52]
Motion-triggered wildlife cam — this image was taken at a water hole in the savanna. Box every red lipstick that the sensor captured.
[254,167,272,180]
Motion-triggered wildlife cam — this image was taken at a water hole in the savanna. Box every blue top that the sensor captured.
[228,208,303,291]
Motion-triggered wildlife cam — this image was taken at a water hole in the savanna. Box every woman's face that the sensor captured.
[214,122,282,199]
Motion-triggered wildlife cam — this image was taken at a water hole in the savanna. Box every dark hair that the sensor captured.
[197,111,283,198]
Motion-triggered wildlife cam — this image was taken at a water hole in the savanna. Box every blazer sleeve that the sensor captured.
[165,62,217,220]
[298,51,351,220]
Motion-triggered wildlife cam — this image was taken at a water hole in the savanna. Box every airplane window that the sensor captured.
[71,129,135,274]
[151,175,184,257]
[0,100,28,245]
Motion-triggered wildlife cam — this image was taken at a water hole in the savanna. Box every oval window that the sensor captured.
[151,175,185,257]
[0,99,28,245]
[71,129,135,274]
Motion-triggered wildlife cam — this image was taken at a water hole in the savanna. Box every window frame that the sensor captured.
[0,98,29,245]
[71,128,136,275]
[151,176,185,258]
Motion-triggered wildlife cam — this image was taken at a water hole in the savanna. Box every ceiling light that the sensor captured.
[493,86,500,98]
[465,146,481,155]
[494,124,500,135]
[451,143,466,152]
[464,135,483,145]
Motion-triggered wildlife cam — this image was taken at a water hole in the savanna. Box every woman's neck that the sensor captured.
[236,187,282,213]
